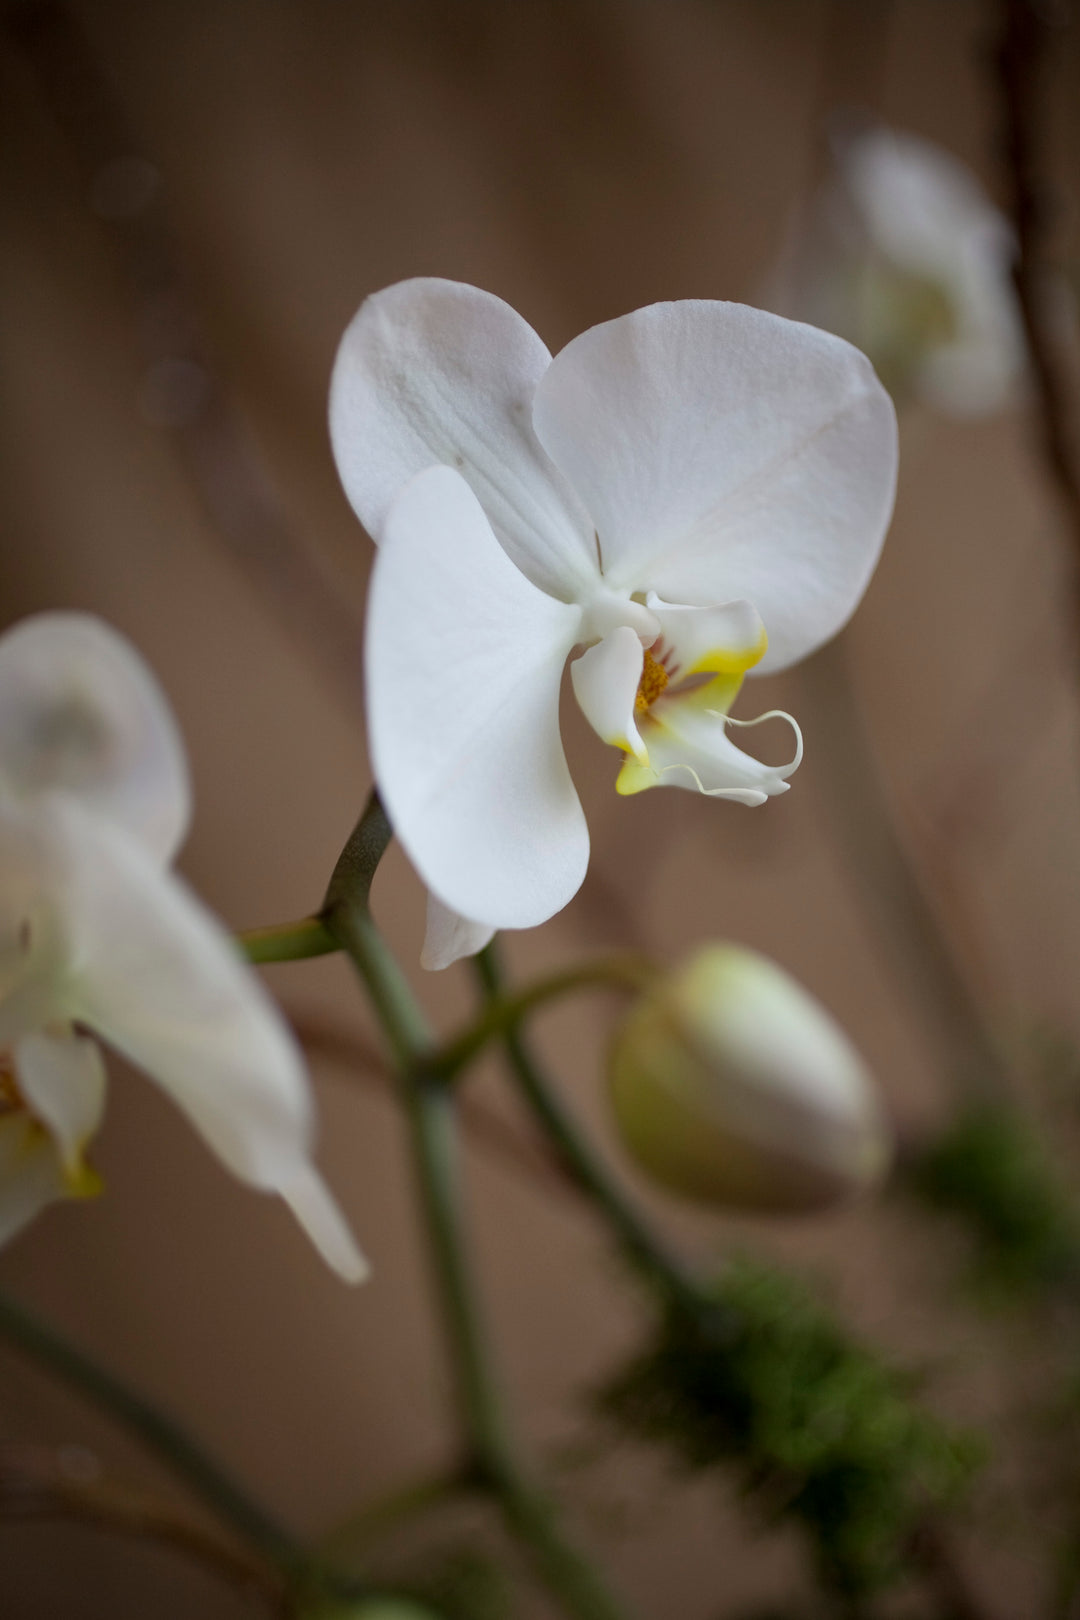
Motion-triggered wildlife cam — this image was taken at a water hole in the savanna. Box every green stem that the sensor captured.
[0,1288,311,1581]
[320,1466,474,1561]
[322,804,636,1620]
[473,944,722,1326]
[431,955,656,1081]
[239,915,339,965]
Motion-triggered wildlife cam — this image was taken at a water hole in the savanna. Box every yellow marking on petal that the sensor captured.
[657,670,744,724]
[616,755,660,797]
[612,732,649,766]
[0,1046,102,1200]
[64,1159,104,1200]
[634,647,670,713]
[687,623,768,677]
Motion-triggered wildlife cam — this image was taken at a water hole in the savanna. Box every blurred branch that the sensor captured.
[800,636,1013,1104]
[292,1011,576,1198]
[908,1520,994,1620]
[917,567,1063,854]
[993,0,1080,578]
[318,1463,476,1564]
[5,0,363,703]
[0,1442,286,1615]
[0,1289,313,1580]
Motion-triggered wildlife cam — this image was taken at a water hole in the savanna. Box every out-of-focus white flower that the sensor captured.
[0,613,366,1281]
[608,945,891,1211]
[330,280,897,967]
[770,123,1025,416]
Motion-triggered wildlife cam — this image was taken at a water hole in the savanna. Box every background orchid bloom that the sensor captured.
[0,613,366,1282]
[331,279,897,967]
[770,123,1026,416]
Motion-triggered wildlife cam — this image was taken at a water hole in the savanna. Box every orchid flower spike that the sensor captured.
[770,122,1026,416]
[331,280,897,968]
[0,613,366,1281]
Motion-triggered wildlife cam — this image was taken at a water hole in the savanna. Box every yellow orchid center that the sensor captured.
[635,647,670,713]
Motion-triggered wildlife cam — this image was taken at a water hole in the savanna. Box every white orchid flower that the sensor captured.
[0,613,366,1281]
[770,124,1025,416]
[330,280,897,968]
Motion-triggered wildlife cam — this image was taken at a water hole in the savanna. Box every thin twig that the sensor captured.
[0,1289,311,1580]
[994,0,1080,580]
[0,1443,286,1615]
[800,637,1014,1102]
[909,1519,995,1620]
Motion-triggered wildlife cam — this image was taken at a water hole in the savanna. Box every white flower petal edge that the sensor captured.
[368,465,588,930]
[51,801,367,1283]
[421,895,496,973]
[0,1114,71,1248]
[0,613,190,862]
[420,894,498,965]
[14,1028,106,1179]
[531,300,897,673]
[617,697,803,805]
[570,628,647,764]
[330,278,599,599]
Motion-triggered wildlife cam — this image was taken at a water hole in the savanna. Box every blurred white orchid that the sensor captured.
[770,123,1025,416]
[331,280,897,967]
[0,613,366,1281]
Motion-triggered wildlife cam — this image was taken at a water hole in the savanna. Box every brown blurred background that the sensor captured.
[1,1,1079,1615]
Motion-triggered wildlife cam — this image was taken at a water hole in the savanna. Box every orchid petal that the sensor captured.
[532,301,897,672]
[0,808,73,1046]
[0,1116,71,1246]
[0,614,190,862]
[570,627,647,764]
[368,466,588,930]
[618,686,802,804]
[277,1164,371,1285]
[14,1028,105,1184]
[843,128,1007,282]
[421,895,496,973]
[330,278,598,600]
[49,804,366,1282]
[645,595,767,679]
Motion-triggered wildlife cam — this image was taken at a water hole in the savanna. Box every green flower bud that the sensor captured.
[608,945,891,1211]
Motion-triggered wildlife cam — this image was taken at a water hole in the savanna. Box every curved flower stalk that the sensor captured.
[331,280,897,967]
[0,613,366,1281]
[770,123,1026,416]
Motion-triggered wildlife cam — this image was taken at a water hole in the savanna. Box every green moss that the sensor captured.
[598,1259,979,1597]
[911,1104,1080,1299]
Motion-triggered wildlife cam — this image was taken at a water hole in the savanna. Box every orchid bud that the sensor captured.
[608,946,891,1211]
